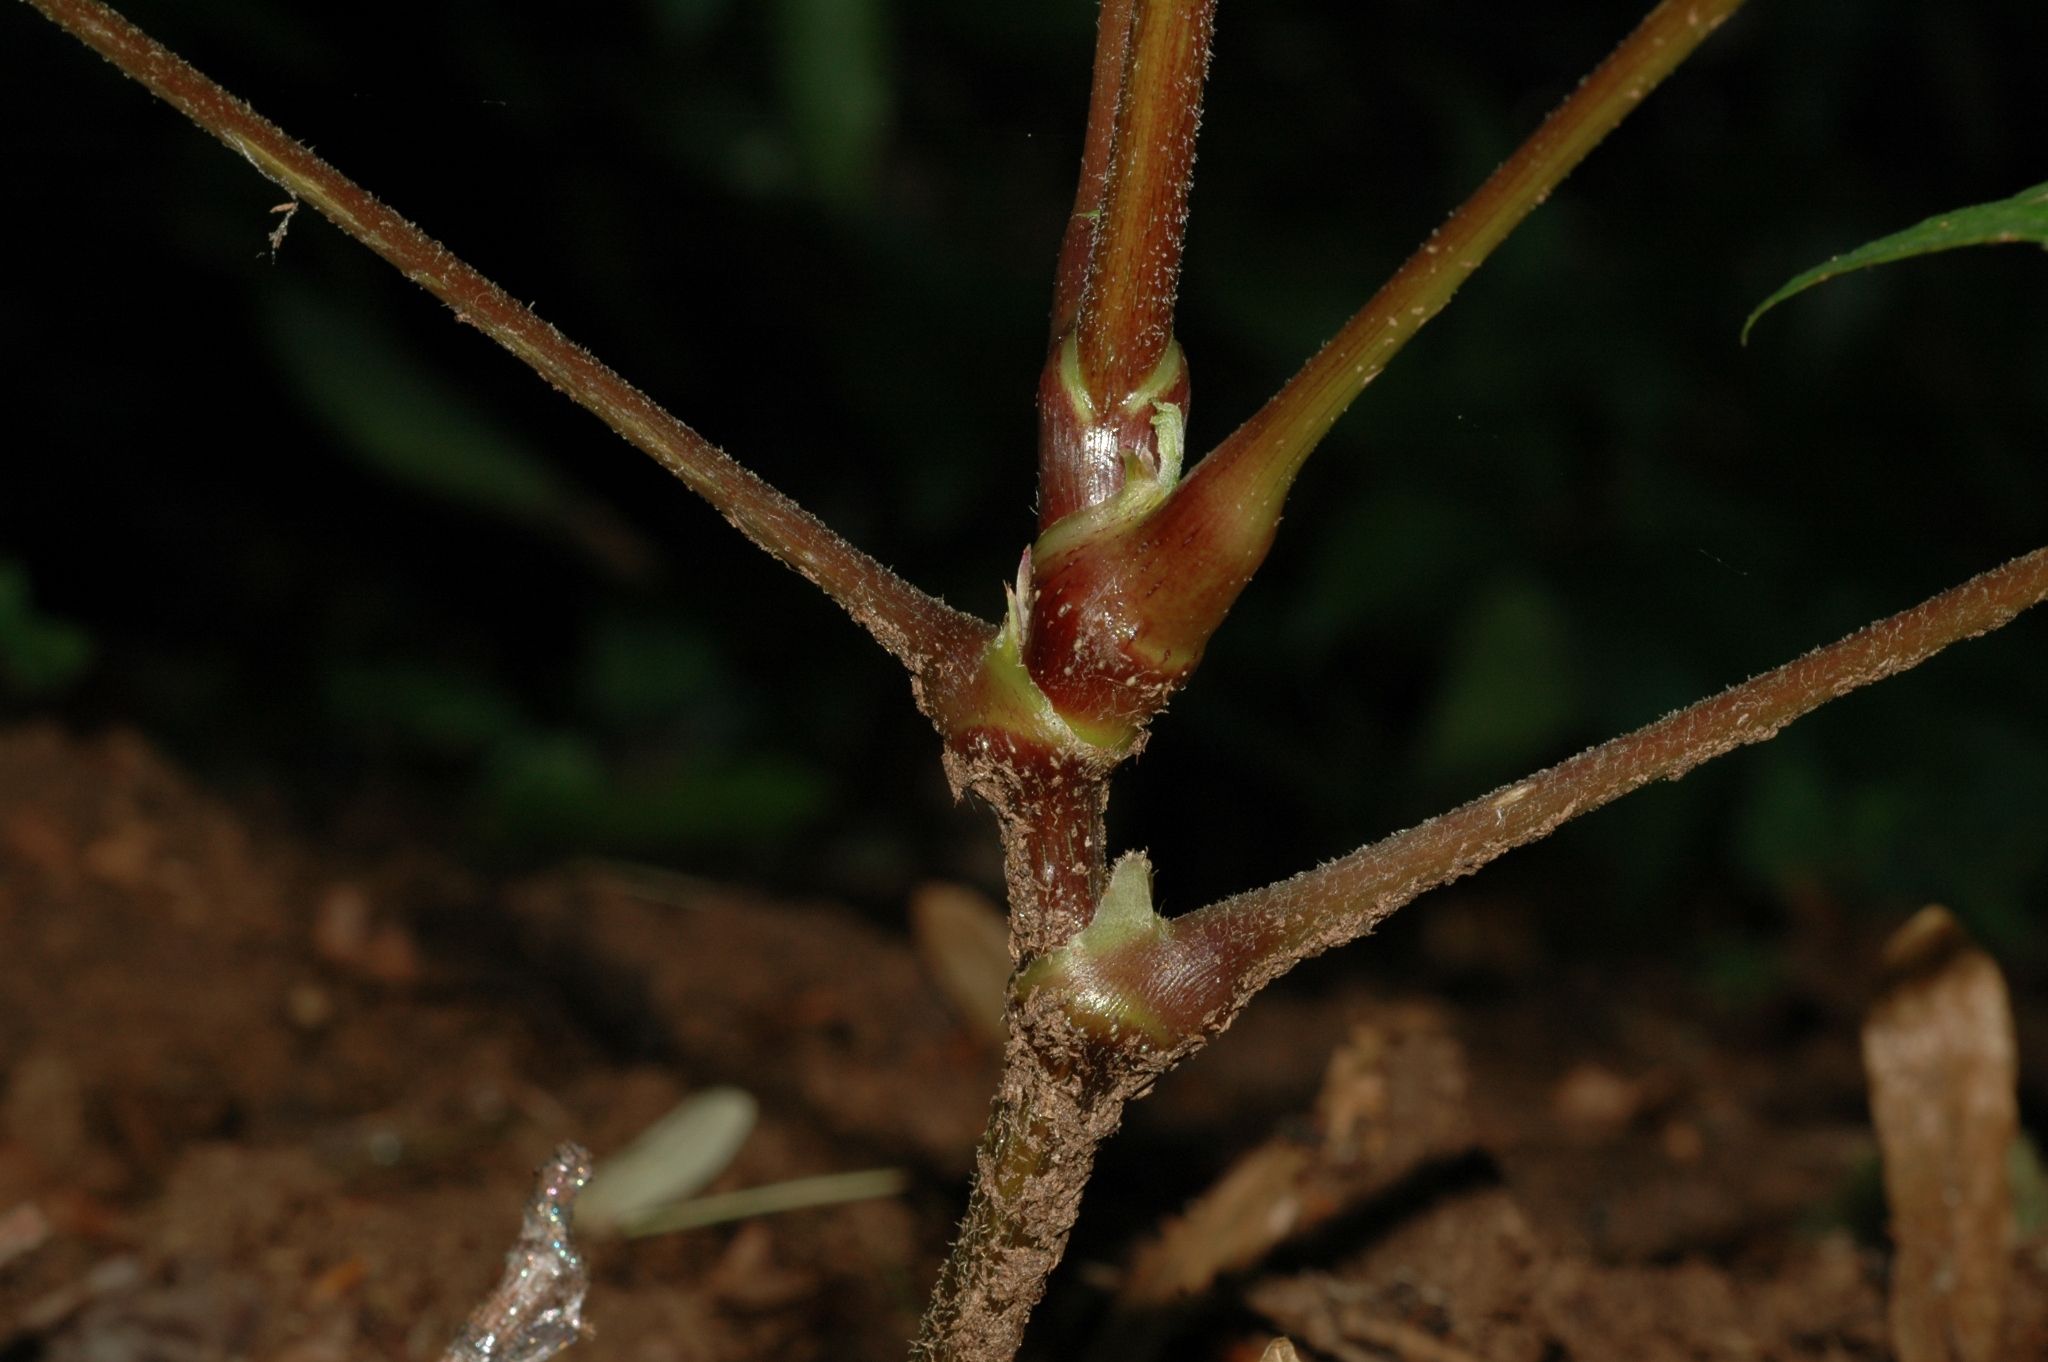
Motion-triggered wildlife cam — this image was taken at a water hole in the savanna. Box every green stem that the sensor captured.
[1191,0,1750,515]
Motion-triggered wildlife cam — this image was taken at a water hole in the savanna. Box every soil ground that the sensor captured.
[2,722,2045,1362]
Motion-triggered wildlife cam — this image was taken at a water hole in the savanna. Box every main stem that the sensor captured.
[909,994,1129,1361]
[910,755,1131,1359]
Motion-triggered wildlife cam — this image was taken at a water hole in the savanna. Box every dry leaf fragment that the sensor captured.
[313,883,421,985]
[1121,1143,1316,1306]
[909,880,1012,1047]
[1862,905,2017,1362]
[1549,1060,1642,1133]
[0,1200,51,1270]
[16,1255,145,1335]
[1119,1005,1473,1308]
[1249,1274,1486,1362]
[3,1046,87,1174]
[574,1088,756,1235]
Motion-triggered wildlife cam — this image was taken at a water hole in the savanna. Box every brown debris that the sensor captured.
[1863,905,2019,1362]
[1120,1003,1475,1308]
[0,1200,52,1270]
[909,880,1013,1048]
[0,725,942,1362]
[1251,1189,1890,1362]
[5,1047,89,1175]
[1547,1061,1643,1136]
[312,883,423,986]
[507,869,999,1171]
[10,716,2048,1362]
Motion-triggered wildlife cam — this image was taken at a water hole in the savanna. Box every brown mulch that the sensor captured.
[2,720,2046,1362]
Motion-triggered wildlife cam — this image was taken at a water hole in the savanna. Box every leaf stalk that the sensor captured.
[18,0,988,681]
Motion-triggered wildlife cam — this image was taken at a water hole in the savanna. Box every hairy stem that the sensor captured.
[21,0,987,677]
[1021,0,1750,731]
[912,750,1127,1361]
[1049,0,1138,342]
[997,765,1113,962]
[1072,0,1216,409]
[1039,0,1215,528]
[1191,0,1749,510]
[921,544,2048,1362]
[910,998,1137,1362]
[1108,545,2048,1047]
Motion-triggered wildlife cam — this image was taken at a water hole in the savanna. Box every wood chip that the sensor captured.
[1862,905,2017,1362]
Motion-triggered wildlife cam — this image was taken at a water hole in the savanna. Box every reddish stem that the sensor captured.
[1026,0,1750,728]
[1049,0,1138,342]
[1073,0,1216,409]
[944,727,1111,961]
[1039,0,1215,528]
[21,0,989,679]
[1094,545,2048,1049]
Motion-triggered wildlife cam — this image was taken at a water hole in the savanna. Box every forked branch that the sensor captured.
[20,0,990,678]
[1022,0,1753,734]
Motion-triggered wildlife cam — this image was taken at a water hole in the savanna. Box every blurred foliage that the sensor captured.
[1,0,2044,951]
[0,562,94,697]
[774,0,893,207]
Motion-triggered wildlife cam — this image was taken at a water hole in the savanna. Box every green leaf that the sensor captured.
[646,0,729,42]
[1743,180,2048,343]
[326,663,529,757]
[267,288,655,579]
[0,561,95,696]
[482,733,826,851]
[581,616,724,730]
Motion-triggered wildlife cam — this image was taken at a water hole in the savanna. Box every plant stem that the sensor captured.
[1189,0,1750,512]
[995,760,1113,962]
[1108,545,2048,1047]
[1072,0,1216,410]
[922,543,2048,1362]
[20,0,988,679]
[1023,0,1750,732]
[1039,0,1214,528]
[909,994,1145,1362]
[1049,0,1138,342]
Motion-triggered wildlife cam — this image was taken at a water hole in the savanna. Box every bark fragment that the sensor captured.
[1862,905,2018,1362]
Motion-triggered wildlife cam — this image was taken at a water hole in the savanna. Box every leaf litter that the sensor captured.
[4,721,2048,1361]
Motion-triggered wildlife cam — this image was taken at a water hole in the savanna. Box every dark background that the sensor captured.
[2,0,2045,983]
